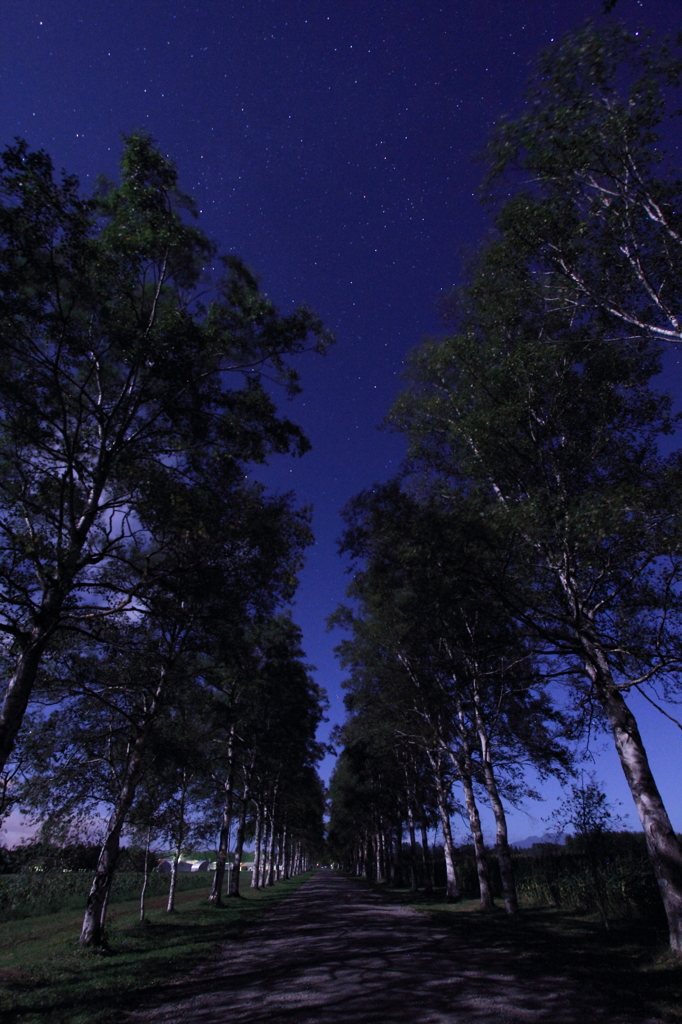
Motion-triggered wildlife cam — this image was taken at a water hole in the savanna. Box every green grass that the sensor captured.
[0,870,214,920]
[359,879,682,1023]
[0,872,314,1024]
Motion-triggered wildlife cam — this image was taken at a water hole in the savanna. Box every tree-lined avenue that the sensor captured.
[125,870,662,1024]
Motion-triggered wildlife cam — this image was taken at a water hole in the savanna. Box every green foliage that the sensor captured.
[486,21,682,346]
[0,869,210,921]
[548,774,627,840]
[0,134,328,943]
[512,841,663,921]
[390,832,664,921]
[389,25,682,701]
[345,22,682,951]
[0,130,331,775]
[0,843,102,874]
[387,21,682,888]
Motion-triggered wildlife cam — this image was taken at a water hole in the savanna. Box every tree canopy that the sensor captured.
[0,133,329,946]
[330,21,682,956]
[0,131,331,775]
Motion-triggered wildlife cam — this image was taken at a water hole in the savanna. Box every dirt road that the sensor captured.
[126,869,661,1023]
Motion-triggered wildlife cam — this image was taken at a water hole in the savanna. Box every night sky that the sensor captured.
[2,0,682,844]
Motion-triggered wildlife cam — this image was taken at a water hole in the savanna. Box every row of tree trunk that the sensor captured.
[336,735,519,914]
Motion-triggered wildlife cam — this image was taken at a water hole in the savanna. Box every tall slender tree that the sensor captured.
[485,21,682,347]
[0,132,330,773]
[390,211,682,951]
[333,484,569,911]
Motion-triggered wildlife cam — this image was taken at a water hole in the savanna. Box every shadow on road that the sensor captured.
[126,869,662,1023]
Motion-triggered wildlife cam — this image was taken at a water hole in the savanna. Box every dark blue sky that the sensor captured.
[2,0,681,843]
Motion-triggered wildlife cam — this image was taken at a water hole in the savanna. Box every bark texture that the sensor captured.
[79,693,160,947]
[0,630,54,771]
[209,730,236,905]
[584,636,682,953]
[250,801,263,889]
[459,757,493,911]
[476,712,518,915]
[228,783,250,897]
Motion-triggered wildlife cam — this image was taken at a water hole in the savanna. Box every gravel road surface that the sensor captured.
[125,868,661,1023]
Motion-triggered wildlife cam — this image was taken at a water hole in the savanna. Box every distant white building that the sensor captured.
[157,858,211,873]
[156,853,252,873]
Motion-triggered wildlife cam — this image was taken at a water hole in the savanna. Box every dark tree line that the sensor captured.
[0,134,328,946]
[329,21,682,956]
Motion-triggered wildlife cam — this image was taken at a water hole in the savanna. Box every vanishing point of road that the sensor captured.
[126,868,662,1024]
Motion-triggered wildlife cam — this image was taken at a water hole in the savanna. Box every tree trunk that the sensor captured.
[209,727,235,905]
[263,781,278,886]
[394,822,405,887]
[406,803,419,891]
[474,707,518,915]
[0,494,110,774]
[450,698,494,911]
[420,819,434,893]
[228,782,250,898]
[140,822,152,923]
[80,827,121,948]
[265,807,277,886]
[260,807,271,886]
[380,829,390,882]
[167,771,189,914]
[458,758,493,911]
[434,778,460,900]
[251,800,263,889]
[390,830,397,883]
[583,632,682,953]
[0,632,54,772]
[266,820,275,884]
[209,805,232,904]
[167,845,180,913]
[483,763,517,915]
[79,675,164,947]
[281,821,289,880]
[381,832,390,883]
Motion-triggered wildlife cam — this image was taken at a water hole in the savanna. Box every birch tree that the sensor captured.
[334,484,569,911]
[0,132,330,774]
[390,228,682,951]
[485,22,682,348]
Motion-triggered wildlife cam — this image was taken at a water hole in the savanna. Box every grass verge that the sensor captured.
[358,880,682,1023]
[0,872,314,1024]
